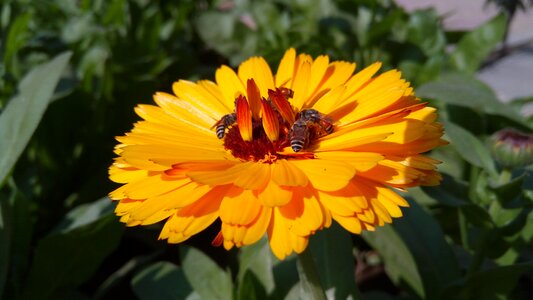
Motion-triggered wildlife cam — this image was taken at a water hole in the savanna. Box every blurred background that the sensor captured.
[1,0,532,299]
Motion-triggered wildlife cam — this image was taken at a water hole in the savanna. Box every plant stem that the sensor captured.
[297,248,327,300]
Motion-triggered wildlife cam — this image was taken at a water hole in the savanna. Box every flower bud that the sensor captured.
[489,128,533,169]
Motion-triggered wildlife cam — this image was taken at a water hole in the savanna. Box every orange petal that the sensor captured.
[247,79,262,120]
[235,95,253,141]
[279,186,325,236]
[289,159,355,191]
[261,99,280,142]
[268,89,295,124]
[221,206,272,247]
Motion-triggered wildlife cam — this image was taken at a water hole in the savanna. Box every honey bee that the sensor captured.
[289,109,334,152]
[278,87,294,99]
[213,113,237,139]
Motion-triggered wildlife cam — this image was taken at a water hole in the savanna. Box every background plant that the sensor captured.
[1,0,532,299]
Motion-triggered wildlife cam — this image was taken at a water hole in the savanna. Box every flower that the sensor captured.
[489,128,533,168]
[109,48,446,260]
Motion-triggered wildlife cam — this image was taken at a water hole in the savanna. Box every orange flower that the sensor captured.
[109,49,446,259]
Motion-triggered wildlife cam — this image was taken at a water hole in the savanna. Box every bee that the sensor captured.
[278,87,294,99]
[213,113,237,139]
[289,109,334,152]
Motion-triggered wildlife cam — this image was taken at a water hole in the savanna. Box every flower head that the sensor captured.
[109,49,446,259]
[489,128,533,168]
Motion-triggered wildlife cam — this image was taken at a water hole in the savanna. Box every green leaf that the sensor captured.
[23,214,123,299]
[0,52,72,187]
[406,9,446,55]
[443,262,533,300]
[180,246,233,300]
[450,14,507,73]
[362,224,424,298]
[309,222,360,300]
[444,122,498,177]
[238,237,275,295]
[417,73,529,129]
[50,197,114,234]
[132,261,197,300]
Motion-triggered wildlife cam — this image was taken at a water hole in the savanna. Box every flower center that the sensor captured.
[223,120,290,163]
[215,84,334,163]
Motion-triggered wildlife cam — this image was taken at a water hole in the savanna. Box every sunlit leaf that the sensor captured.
[180,246,233,300]
[417,73,529,129]
[238,237,275,295]
[362,224,424,298]
[443,122,498,177]
[0,52,72,187]
[450,14,506,73]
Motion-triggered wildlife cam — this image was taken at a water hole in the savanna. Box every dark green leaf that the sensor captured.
[417,73,529,129]
[489,173,527,206]
[180,246,233,300]
[132,261,196,300]
[393,200,461,299]
[309,222,360,300]
[0,193,12,298]
[296,249,327,300]
[23,214,123,299]
[0,52,72,187]
[450,14,506,73]
[238,237,275,295]
[238,270,267,300]
[271,257,299,299]
[443,122,497,177]
[443,262,533,300]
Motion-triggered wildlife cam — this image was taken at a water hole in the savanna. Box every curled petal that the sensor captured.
[235,95,253,141]
[261,99,280,142]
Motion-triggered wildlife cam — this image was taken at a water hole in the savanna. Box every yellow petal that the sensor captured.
[257,179,293,207]
[186,161,252,186]
[172,80,230,120]
[216,65,245,107]
[275,48,296,87]
[271,159,309,187]
[221,206,272,246]
[234,162,271,190]
[152,92,216,132]
[219,188,261,226]
[238,57,275,98]
[333,214,363,234]
[110,174,189,200]
[311,85,347,115]
[314,151,383,172]
[290,59,311,110]
[267,208,309,260]
[341,62,382,103]
[128,182,212,222]
[159,185,228,242]
[279,186,324,236]
[289,159,355,191]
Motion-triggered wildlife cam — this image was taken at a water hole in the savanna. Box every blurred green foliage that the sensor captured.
[1,0,532,299]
